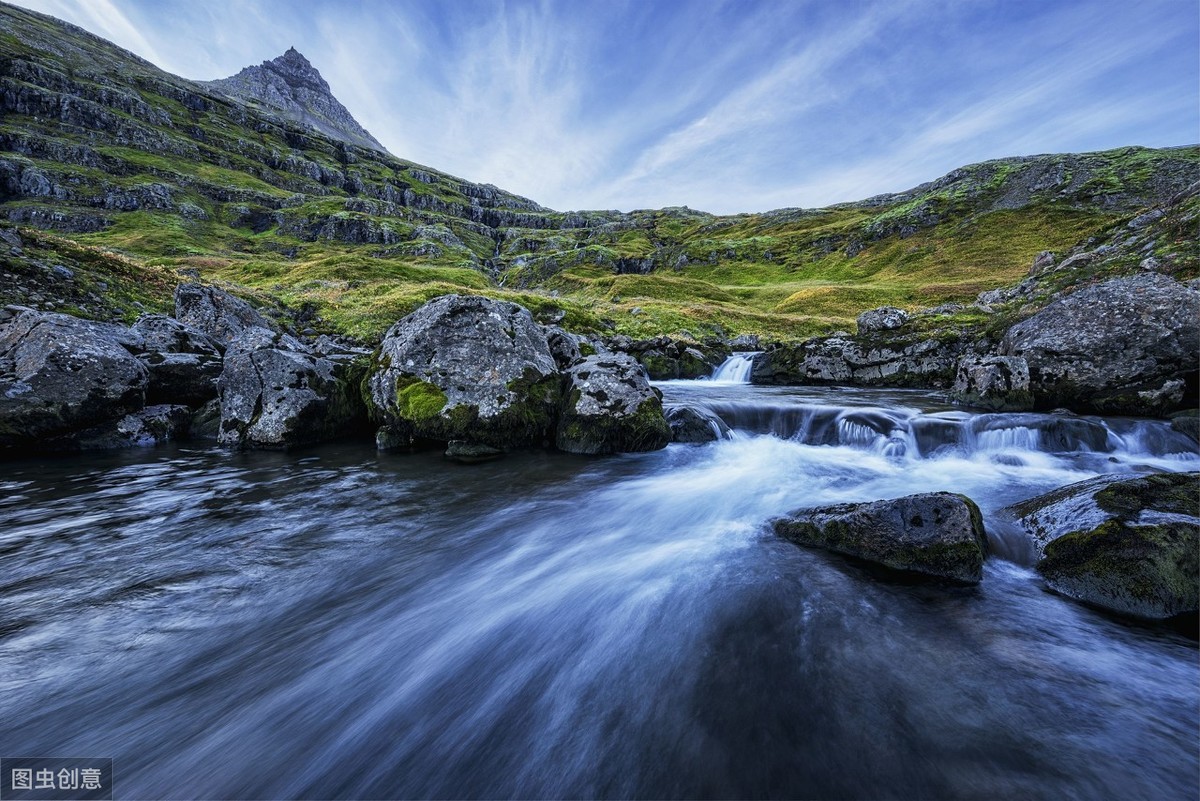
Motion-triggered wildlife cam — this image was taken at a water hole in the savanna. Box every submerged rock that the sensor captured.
[1000,273,1199,415]
[367,295,561,451]
[773,493,989,583]
[218,327,366,448]
[666,405,731,443]
[557,353,671,455]
[1010,472,1199,619]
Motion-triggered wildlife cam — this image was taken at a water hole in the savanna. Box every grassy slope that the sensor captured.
[1,3,1197,342]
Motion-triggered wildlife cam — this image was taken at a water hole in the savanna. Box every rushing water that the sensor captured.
[1,375,1197,799]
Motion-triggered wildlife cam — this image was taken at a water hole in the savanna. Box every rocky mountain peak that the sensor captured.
[205,48,387,154]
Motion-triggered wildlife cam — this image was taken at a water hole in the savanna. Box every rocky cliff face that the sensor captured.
[206,48,387,154]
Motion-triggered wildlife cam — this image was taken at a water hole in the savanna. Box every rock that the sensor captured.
[174,283,277,349]
[1028,250,1056,276]
[217,327,367,448]
[57,404,192,450]
[132,314,223,405]
[1010,472,1199,619]
[543,325,583,370]
[189,398,222,441]
[1000,273,1199,415]
[856,306,910,333]
[445,440,505,463]
[729,334,761,350]
[556,353,671,455]
[773,492,989,583]
[367,295,561,451]
[751,335,962,388]
[666,405,731,443]
[1169,409,1199,444]
[951,355,1033,411]
[0,307,147,448]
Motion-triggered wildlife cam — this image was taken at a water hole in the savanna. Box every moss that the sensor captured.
[1094,472,1200,518]
[392,376,447,421]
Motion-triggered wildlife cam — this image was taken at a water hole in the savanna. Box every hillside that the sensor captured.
[0,1,1197,343]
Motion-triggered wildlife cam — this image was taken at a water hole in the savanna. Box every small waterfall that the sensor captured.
[710,352,758,383]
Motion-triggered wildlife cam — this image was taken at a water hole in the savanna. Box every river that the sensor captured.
[1,359,1196,799]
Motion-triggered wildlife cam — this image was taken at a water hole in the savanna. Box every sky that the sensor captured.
[11,0,1200,214]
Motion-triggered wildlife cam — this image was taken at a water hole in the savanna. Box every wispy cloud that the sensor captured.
[9,0,1199,214]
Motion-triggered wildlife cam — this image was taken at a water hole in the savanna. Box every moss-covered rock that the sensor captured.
[1010,471,1200,619]
[366,294,562,451]
[772,492,989,583]
[556,354,671,455]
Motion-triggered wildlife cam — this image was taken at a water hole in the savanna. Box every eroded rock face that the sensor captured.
[218,327,366,448]
[951,355,1033,411]
[132,313,223,405]
[1000,273,1199,415]
[367,295,561,451]
[174,283,278,349]
[0,305,147,447]
[773,493,989,583]
[1010,472,1200,619]
[751,335,962,388]
[557,353,671,455]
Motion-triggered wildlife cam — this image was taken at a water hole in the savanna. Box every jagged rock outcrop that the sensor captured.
[556,354,671,455]
[206,48,387,153]
[0,305,147,447]
[1000,273,1199,414]
[751,335,963,388]
[217,327,367,448]
[366,295,562,451]
[1008,473,1199,619]
[174,283,278,349]
[773,492,989,583]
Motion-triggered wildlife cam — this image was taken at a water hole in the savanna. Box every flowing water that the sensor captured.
[1,368,1197,799]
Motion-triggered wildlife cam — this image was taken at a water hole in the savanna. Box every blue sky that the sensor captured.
[13,0,1200,214]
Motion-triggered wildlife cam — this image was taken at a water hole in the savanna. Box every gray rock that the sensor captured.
[773,492,989,583]
[1028,250,1056,276]
[367,295,561,451]
[444,440,505,463]
[543,325,583,370]
[0,307,147,448]
[1009,472,1199,619]
[61,404,192,450]
[174,283,277,349]
[218,327,366,448]
[856,306,910,333]
[666,405,731,443]
[557,353,671,455]
[1000,273,1200,414]
[132,314,223,405]
[751,335,962,388]
[951,355,1033,411]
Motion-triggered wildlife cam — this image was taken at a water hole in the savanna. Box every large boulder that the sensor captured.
[1008,472,1199,619]
[132,314,223,405]
[217,327,367,448]
[556,353,671,455]
[367,295,561,451]
[666,405,731,443]
[773,493,989,583]
[174,283,277,349]
[1000,273,1199,415]
[951,355,1033,411]
[0,306,147,448]
[856,305,910,333]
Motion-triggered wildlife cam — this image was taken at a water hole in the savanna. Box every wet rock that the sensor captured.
[1011,473,1199,619]
[1169,409,1199,444]
[0,306,147,448]
[666,405,731,443]
[445,440,505,463]
[1000,273,1199,415]
[174,283,278,349]
[557,353,671,455]
[856,306,909,333]
[218,327,367,448]
[773,492,989,583]
[951,355,1033,411]
[751,335,962,388]
[367,295,561,451]
[132,314,223,405]
[58,404,192,450]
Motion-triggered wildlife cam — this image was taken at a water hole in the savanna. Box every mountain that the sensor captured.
[205,47,388,154]
[0,0,1197,343]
